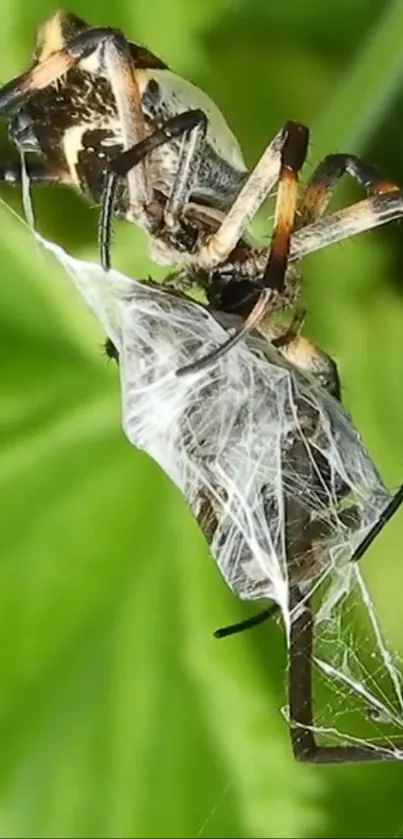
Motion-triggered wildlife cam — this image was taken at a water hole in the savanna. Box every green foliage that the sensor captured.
[0,1,403,836]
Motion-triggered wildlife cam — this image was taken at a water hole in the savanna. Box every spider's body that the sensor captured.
[15,60,247,216]
[2,10,403,374]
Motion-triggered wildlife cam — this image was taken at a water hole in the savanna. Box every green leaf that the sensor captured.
[310,0,403,161]
[1,2,403,837]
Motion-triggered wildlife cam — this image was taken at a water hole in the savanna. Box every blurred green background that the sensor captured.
[1,0,403,836]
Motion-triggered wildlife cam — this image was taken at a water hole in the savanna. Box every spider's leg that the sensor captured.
[181,151,403,375]
[163,113,208,230]
[195,122,294,270]
[286,155,402,297]
[99,109,208,270]
[290,189,403,263]
[270,306,306,349]
[177,122,309,377]
[296,153,400,228]
[289,154,403,259]
[0,27,153,227]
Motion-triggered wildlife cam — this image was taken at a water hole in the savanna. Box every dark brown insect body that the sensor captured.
[103,268,403,765]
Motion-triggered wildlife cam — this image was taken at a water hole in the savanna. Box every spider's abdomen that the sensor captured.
[10,69,125,203]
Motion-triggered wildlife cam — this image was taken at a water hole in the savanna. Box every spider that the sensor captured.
[0,11,403,375]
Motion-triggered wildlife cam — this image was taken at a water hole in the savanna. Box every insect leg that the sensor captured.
[350,484,403,563]
[213,604,280,638]
[285,437,403,764]
[288,581,403,762]
[214,484,403,641]
[177,122,309,376]
[99,109,208,270]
